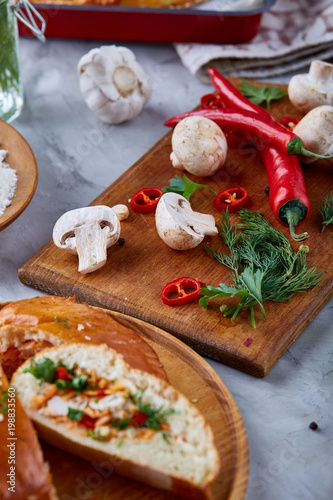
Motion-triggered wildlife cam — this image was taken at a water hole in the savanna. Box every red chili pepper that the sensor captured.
[208,68,269,117]
[130,411,148,427]
[200,93,224,109]
[165,108,309,157]
[214,187,249,212]
[261,145,309,240]
[161,277,204,306]
[279,116,300,131]
[202,69,311,241]
[130,188,163,214]
[81,414,96,429]
[225,130,253,149]
[56,366,71,381]
[96,389,106,397]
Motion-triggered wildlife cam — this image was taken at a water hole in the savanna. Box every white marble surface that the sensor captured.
[1,38,333,500]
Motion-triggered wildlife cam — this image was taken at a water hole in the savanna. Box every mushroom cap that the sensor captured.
[170,116,228,177]
[155,193,217,251]
[293,105,333,164]
[288,60,333,114]
[53,205,121,254]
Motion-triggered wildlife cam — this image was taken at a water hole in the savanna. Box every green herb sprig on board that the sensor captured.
[318,191,333,232]
[240,80,287,110]
[162,174,217,201]
[199,209,323,328]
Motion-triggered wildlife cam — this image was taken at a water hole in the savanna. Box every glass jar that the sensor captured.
[0,0,24,123]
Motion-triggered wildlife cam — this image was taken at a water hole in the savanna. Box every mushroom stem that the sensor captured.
[309,60,333,85]
[74,222,108,274]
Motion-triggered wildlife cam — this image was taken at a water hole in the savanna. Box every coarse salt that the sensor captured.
[0,149,17,216]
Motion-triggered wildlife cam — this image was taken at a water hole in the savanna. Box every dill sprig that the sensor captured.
[318,192,333,232]
[199,209,323,328]
[0,1,20,96]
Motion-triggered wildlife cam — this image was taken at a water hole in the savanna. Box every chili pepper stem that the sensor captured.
[287,137,333,159]
[285,207,309,241]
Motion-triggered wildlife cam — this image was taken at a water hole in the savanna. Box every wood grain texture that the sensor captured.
[0,120,38,231]
[18,82,333,377]
[35,311,249,500]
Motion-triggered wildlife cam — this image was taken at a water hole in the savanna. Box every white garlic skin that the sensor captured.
[78,45,153,124]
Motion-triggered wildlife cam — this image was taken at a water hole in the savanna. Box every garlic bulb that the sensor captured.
[78,45,153,124]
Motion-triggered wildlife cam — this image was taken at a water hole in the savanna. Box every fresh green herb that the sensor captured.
[87,429,111,441]
[1,390,8,415]
[162,431,171,444]
[134,389,179,430]
[111,418,131,430]
[318,191,333,232]
[117,437,124,448]
[67,407,84,421]
[23,357,57,383]
[199,209,323,328]
[54,316,70,329]
[240,80,287,110]
[55,379,69,390]
[162,174,217,201]
[112,389,180,431]
[0,2,20,97]
[71,375,88,393]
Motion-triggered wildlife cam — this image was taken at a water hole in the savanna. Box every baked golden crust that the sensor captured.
[0,295,167,380]
[0,364,58,500]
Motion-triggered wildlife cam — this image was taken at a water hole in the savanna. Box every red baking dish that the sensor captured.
[19,0,277,44]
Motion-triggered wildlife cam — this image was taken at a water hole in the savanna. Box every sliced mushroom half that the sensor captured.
[53,205,121,274]
[155,193,218,250]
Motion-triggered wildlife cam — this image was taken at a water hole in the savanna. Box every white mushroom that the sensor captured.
[170,116,228,177]
[293,105,333,164]
[53,205,121,274]
[155,193,218,251]
[288,60,333,114]
[78,45,153,124]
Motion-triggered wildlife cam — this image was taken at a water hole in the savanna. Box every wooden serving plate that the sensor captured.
[18,81,333,377]
[0,120,38,231]
[37,311,249,500]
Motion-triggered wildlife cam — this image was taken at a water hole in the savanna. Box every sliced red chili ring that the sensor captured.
[279,116,300,131]
[200,93,223,110]
[130,411,148,427]
[130,188,163,214]
[80,414,96,429]
[161,277,204,306]
[214,187,249,212]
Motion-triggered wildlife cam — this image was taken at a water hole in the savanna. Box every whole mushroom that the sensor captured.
[293,105,333,164]
[170,116,228,177]
[155,192,218,250]
[78,45,153,124]
[53,205,121,274]
[288,60,333,114]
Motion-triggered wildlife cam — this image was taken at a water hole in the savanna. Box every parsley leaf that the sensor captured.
[67,407,83,421]
[23,357,57,383]
[1,390,8,415]
[240,80,287,110]
[162,174,217,201]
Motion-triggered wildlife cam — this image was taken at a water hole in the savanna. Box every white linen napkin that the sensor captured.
[175,0,333,81]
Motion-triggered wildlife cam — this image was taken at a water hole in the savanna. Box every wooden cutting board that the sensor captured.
[18,81,333,377]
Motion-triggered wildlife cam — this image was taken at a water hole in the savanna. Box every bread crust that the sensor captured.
[0,296,166,380]
[0,364,58,500]
[12,343,220,500]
